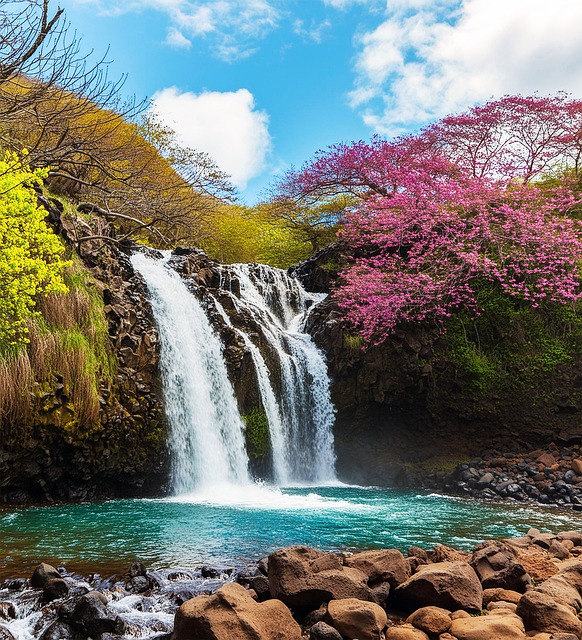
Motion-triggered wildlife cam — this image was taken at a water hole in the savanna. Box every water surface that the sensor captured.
[1,485,580,579]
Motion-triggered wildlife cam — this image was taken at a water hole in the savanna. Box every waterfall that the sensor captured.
[132,251,336,494]
[131,252,250,493]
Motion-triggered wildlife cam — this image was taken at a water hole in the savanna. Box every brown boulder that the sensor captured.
[406,606,451,635]
[470,541,530,592]
[268,546,372,608]
[558,531,582,547]
[449,613,526,639]
[173,582,301,640]
[30,563,61,589]
[395,562,483,612]
[385,624,429,639]
[326,598,388,640]
[483,588,522,605]
[516,590,582,637]
[571,460,582,475]
[345,549,409,587]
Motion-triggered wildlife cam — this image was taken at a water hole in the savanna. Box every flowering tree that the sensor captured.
[279,98,582,343]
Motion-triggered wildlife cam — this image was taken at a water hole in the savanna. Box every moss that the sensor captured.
[242,407,271,460]
[343,332,364,350]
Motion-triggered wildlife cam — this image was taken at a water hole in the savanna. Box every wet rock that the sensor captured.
[127,575,150,593]
[31,563,61,588]
[201,566,219,579]
[309,621,343,640]
[174,582,301,640]
[0,627,15,640]
[326,598,388,640]
[127,561,148,578]
[0,604,15,621]
[42,577,69,602]
[64,590,120,636]
[395,562,483,612]
[267,546,372,608]
[39,621,75,640]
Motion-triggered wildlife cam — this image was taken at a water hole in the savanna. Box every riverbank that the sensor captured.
[2,526,582,639]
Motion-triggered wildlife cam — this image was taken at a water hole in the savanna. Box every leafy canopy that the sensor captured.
[0,153,70,349]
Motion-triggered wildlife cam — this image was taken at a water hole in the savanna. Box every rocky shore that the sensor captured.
[448,446,582,510]
[3,527,582,639]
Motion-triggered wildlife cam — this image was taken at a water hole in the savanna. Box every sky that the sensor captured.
[57,0,582,203]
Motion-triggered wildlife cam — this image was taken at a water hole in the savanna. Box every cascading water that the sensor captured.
[132,250,336,494]
[131,252,250,494]
[225,264,336,485]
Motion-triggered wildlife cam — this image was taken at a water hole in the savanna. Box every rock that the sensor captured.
[571,460,582,475]
[408,547,429,563]
[43,577,69,602]
[430,545,469,563]
[470,541,530,592]
[309,621,343,640]
[395,562,483,612]
[326,598,388,640]
[0,627,15,640]
[451,610,472,619]
[127,575,150,593]
[0,604,15,621]
[406,606,451,635]
[371,581,391,608]
[385,624,429,639]
[558,531,582,546]
[345,549,409,587]
[549,541,570,560]
[127,561,148,578]
[482,588,522,605]
[536,563,582,610]
[488,601,517,612]
[173,582,301,640]
[268,546,372,608]
[30,563,61,588]
[39,621,75,640]
[537,453,557,468]
[64,591,120,636]
[449,613,526,639]
[303,603,328,628]
[516,590,582,636]
[201,566,219,578]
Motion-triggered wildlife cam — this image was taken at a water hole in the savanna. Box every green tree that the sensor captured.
[0,152,70,348]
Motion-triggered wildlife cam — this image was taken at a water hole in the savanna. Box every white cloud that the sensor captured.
[350,0,582,135]
[82,0,279,59]
[152,87,272,189]
[293,18,331,43]
[164,27,192,48]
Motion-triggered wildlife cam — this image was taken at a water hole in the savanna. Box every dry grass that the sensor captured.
[39,288,91,332]
[0,350,33,435]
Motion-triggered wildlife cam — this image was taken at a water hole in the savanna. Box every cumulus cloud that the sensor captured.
[164,27,192,48]
[81,0,279,60]
[350,0,582,135]
[152,87,272,189]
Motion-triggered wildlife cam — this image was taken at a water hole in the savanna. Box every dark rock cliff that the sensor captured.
[297,246,582,489]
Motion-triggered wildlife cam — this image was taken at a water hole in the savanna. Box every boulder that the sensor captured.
[30,563,61,588]
[0,604,15,621]
[39,622,75,640]
[405,606,451,635]
[43,577,69,602]
[516,590,582,636]
[64,591,119,637]
[395,562,483,612]
[0,627,15,640]
[345,549,409,587]
[326,598,388,640]
[385,624,429,639]
[470,541,530,592]
[173,582,301,640]
[309,621,343,640]
[268,546,372,608]
[482,588,522,605]
[449,612,526,639]
[558,531,582,547]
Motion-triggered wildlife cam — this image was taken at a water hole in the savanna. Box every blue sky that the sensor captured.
[58,0,582,203]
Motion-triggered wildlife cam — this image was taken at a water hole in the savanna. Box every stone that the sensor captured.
[43,577,69,602]
[488,601,517,612]
[173,582,301,640]
[30,563,61,588]
[471,541,530,592]
[408,547,429,562]
[0,627,15,640]
[558,531,582,546]
[571,460,582,475]
[449,613,526,640]
[406,606,451,635]
[516,590,582,636]
[326,598,388,640]
[309,621,343,640]
[0,604,15,621]
[64,591,120,637]
[395,562,483,612]
[345,549,409,587]
[267,546,372,608]
[451,610,471,619]
[537,453,557,468]
[127,561,147,578]
[549,541,570,560]
[483,588,522,605]
[385,624,429,639]
[39,622,75,640]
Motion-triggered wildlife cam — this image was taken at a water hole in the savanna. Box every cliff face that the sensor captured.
[0,205,169,502]
[298,247,582,488]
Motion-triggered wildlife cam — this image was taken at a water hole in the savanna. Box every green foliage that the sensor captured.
[444,283,582,393]
[242,407,270,459]
[0,153,70,350]
[343,332,364,350]
[200,205,312,268]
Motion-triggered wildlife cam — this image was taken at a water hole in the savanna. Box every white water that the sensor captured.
[131,252,250,493]
[132,251,336,494]
[228,264,336,485]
